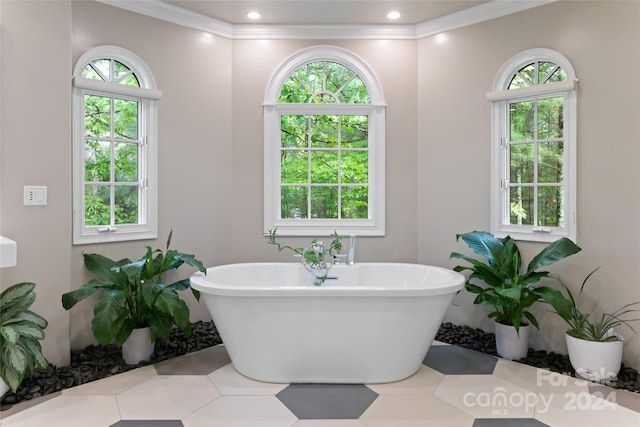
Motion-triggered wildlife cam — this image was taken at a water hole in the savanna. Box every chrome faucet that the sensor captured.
[347,234,356,265]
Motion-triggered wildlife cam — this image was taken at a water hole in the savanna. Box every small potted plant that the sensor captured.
[0,282,49,395]
[62,230,206,364]
[267,228,342,286]
[450,230,581,360]
[541,267,640,383]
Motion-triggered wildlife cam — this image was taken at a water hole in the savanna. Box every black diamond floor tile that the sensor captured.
[276,384,378,419]
[109,421,184,427]
[473,418,550,427]
[424,344,498,375]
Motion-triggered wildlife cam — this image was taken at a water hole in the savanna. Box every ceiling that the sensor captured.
[163,1,490,26]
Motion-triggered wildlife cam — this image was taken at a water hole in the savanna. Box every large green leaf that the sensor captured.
[0,343,25,393]
[92,290,127,345]
[535,286,573,321]
[16,310,48,329]
[141,281,163,308]
[0,290,35,324]
[0,282,35,311]
[451,252,505,288]
[1,321,45,342]
[146,311,174,341]
[118,259,145,282]
[456,231,506,268]
[496,287,523,302]
[164,250,206,274]
[0,325,20,344]
[84,253,131,281]
[114,318,136,347]
[526,237,582,274]
[523,311,539,329]
[22,338,48,370]
[520,271,550,286]
[169,278,191,292]
[2,341,27,374]
[61,279,114,309]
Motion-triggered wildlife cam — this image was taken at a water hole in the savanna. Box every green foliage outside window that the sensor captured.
[507,61,567,228]
[83,65,141,227]
[278,61,371,220]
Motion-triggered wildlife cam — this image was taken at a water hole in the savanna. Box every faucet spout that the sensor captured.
[347,234,356,265]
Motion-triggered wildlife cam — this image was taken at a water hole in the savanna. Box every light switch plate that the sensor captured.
[24,186,47,206]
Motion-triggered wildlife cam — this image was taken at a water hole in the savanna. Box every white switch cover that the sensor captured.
[24,186,47,206]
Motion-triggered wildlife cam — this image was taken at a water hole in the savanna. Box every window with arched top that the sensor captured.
[72,46,161,244]
[488,48,577,242]
[264,46,386,236]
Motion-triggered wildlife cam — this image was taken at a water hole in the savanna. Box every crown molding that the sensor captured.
[98,0,556,40]
[232,24,418,40]
[98,0,233,38]
[416,0,557,37]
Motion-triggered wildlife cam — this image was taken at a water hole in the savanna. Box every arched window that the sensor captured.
[264,46,386,236]
[72,46,161,244]
[488,48,577,242]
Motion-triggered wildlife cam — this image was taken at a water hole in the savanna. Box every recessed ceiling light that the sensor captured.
[387,11,401,20]
[247,11,261,20]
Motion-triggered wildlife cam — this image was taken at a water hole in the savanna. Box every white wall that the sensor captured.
[417,0,640,365]
[0,1,72,366]
[1,0,638,368]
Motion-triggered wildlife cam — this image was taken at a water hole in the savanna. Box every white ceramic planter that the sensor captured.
[565,332,623,383]
[122,327,155,365]
[494,321,530,360]
[0,377,9,397]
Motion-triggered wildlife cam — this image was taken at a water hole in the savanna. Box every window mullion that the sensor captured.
[110,97,116,226]
[337,116,342,220]
[307,116,312,219]
[533,99,540,227]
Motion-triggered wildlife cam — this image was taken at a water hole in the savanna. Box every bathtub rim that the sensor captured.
[190,262,464,297]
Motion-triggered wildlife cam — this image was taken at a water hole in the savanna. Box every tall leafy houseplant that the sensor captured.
[0,282,48,393]
[450,231,582,332]
[62,231,206,347]
[544,268,640,342]
[542,268,640,381]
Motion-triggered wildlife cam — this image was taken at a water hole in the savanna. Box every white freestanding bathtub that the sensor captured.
[190,262,464,384]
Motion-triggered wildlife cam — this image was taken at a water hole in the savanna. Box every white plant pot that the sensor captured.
[565,332,623,383]
[0,377,9,397]
[494,321,530,360]
[122,327,155,365]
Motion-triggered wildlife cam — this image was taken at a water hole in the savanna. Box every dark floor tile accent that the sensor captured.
[109,421,184,427]
[424,344,498,375]
[277,384,378,419]
[473,418,550,427]
[154,345,231,375]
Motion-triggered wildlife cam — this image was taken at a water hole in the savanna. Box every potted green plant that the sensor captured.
[450,230,581,360]
[542,267,640,383]
[0,282,48,395]
[267,228,342,286]
[62,231,206,364]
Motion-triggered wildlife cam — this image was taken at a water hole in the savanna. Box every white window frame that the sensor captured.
[488,48,577,243]
[264,46,386,237]
[72,45,161,244]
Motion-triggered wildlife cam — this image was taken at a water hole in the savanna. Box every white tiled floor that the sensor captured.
[0,343,638,427]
